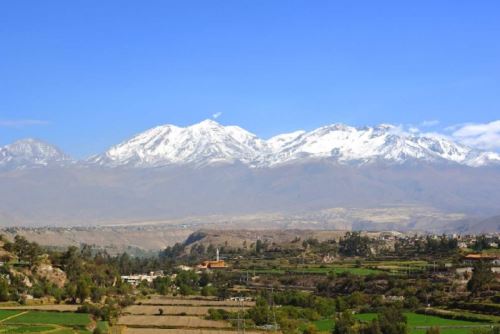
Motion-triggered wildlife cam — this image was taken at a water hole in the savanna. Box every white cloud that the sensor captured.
[420,120,439,127]
[212,112,222,119]
[0,119,50,128]
[449,120,500,151]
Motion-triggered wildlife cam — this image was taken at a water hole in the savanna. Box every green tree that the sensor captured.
[467,261,495,296]
[153,276,171,295]
[304,324,318,334]
[0,278,9,301]
[248,297,271,326]
[333,311,357,334]
[377,306,407,334]
[76,278,91,303]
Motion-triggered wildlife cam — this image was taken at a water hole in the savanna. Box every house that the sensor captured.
[121,271,162,286]
[198,248,227,269]
[463,253,500,266]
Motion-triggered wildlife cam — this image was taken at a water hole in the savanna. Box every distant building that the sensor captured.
[463,253,499,265]
[198,248,227,269]
[121,271,162,286]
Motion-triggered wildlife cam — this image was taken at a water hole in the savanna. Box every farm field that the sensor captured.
[0,309,98,333]
[117,315,230,328]
[310,312,492,333]
[246,267,382,276]
[0,305,79,312]
[124,329,264,334]
[124,304,246,315]
[139,296,254,307]
[236,258,433,277]
[119,296,254,333]
[237,260,432,276]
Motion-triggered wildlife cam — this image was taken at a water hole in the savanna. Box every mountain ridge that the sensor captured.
[2,120,500,169]
[0,138,71,170]
[86,120,500,168]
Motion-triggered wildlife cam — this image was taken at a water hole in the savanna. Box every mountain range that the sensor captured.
[1,120,500,232]
[2,120,500,169]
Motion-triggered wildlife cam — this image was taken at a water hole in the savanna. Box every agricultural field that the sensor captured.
[247,266,383,276]
[124,304,245,315]
[117,315,230,328]
[236,259,433,277]
[0,309,100,333]
[139,296,254,307]
[123,329,264,334]
[119,296,254,333]
[0,305,79,312]
[309,312,493,334]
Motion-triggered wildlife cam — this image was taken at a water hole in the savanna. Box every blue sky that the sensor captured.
[1,1,499,157]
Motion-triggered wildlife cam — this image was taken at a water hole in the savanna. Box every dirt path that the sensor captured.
[0,310,28,323]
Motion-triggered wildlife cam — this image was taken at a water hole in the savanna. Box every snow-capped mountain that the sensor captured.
[265,124,500,167]
[91,120,500,168]
[0,138,71,170]
[90,119,268,167]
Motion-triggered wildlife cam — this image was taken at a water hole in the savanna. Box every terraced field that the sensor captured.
[125,305,245,315]
[118,315,230,328]
[139,296,254,307]
[119,296,255,333]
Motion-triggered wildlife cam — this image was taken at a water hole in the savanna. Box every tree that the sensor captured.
[467,261,495,296]
[377,306,407,334]
[153,276,171,295]
[304,324,318,334]
[65,282,78,304]
[248,297,271,326]
[333,311,357,334]
[339,232,371,257]
[76,278,91,303]
[256,239,264,253]
[473,236,490,251]
[158,308,164,316]
[199,271,211,287]
[0,278,9,302]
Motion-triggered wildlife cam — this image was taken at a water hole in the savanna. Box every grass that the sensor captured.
[0,324,56,333]
[3,310,91,326]
[247,266,383,276]
[310,312,491,333]
[0,310,22,321]
[97,320,109,332]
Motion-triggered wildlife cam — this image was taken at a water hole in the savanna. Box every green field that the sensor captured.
[0,324,56,333]
[239,259,435,277]
[0,310,95,333]
[310,312,491,333]
[247,266,383,276]
[0,310,22,321]
[3,311,90,326]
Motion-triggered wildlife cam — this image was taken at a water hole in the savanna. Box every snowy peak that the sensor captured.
[0,138,71,169]
[266,124,500,166]
[91,120,268,167]
[91,120,500,168]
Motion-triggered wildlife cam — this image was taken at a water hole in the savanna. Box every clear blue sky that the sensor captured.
[1,1,499,157]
